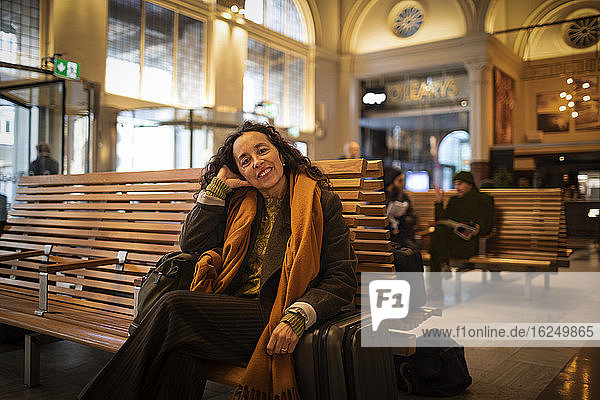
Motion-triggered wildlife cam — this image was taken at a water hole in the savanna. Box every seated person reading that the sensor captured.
[384,167,417,249]
[428,171,494,298]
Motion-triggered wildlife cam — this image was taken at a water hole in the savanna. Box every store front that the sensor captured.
[360,67,471,189]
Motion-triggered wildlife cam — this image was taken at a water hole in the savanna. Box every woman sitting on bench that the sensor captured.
[79,121,357,400]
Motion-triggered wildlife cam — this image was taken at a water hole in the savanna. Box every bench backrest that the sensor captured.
[409,188,567,261]
[0,169,202,318]
[0,159,390,320]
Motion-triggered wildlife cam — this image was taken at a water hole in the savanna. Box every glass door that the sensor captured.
[0,81,64,207]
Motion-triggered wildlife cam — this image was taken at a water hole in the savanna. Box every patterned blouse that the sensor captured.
[232,197,283,298]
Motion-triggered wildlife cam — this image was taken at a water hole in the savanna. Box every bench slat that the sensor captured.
[0,241,162,264]
[16,182,199,194]
[350,228,389,240]
[8,218,183,233]
[1,260,140,284]
[13,203,195,211]
[0,233,178,253]
[312,159,366,177]
[18,168,203,186]
[16,193,195,202]
[0,307,126,353]
[0,267,133,293]
[4,225,180,243]
[10,209,188,221]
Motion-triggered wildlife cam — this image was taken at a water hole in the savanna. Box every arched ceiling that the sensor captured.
[342,0,468,54]
[486,0,600,60]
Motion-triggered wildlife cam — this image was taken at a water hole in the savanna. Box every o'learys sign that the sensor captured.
[54,58,80,80]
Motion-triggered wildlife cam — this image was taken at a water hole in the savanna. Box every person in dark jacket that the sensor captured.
[29,143,59,175]
[428,171,494,299]
[79,122,357,400]
[384,167,417,249]
[0,193,6,230]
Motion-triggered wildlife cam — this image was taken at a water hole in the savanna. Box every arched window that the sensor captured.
[106,0,206,106]
[0,0,40,67]
[244,0,308,43]
[243,38,305,129]
[438,130,471,189]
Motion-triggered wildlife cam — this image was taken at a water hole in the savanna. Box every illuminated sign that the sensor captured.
[383,72,468,106]
[54,58,80,80]
[363,92,387,105]
[388,79,458,102]
[588,208,599,218]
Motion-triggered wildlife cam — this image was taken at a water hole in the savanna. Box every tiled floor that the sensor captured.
[0,240,598,399]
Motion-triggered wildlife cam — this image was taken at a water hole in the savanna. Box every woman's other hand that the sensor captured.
[217,165,251,189]
[266,321,299,355]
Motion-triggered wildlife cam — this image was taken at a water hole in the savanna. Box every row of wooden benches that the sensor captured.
[0,159,436,389]
[410,188,570,298]
[0,159,570,390]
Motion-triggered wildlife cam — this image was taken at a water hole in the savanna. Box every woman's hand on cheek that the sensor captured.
[266,322,299,356]
[217,165,251,189]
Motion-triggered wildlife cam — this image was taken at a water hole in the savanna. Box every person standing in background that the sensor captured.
[29,143,59,175]
[341,141,361,159]
[0,193,6,230]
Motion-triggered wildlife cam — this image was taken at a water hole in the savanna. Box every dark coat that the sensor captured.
[179,188,358,325]
[29,155,59,175]
[430,188,494,260]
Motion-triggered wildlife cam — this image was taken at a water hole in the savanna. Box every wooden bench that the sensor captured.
[0,169,201,386]
[0,159,435,390]
[410,188,570,298]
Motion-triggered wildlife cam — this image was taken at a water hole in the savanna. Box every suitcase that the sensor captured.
[294,312,398,400]
[391,242,426,309]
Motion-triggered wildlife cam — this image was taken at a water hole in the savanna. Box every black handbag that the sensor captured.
[129,251,199,335]
[394,334,472,397]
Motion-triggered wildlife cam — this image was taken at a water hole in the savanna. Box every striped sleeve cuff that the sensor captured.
[285,301,317,329]
[281,311,306,338]
[205,177,232,199]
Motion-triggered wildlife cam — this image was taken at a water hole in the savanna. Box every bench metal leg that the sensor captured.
[455,273,462,303]
[544,273,550,290]
[524,274,533,300]
[35,272,48,316]
[24,334,40,388]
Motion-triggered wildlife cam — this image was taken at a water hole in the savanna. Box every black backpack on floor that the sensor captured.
[394,334,472,397]
[129,251,199,335]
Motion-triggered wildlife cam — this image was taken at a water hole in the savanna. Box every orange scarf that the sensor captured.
[190,172,323,399]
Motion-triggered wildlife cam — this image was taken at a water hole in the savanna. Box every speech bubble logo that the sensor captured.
[369,279,410,331]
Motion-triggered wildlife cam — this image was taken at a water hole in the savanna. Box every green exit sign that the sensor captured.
[54,58,80,80]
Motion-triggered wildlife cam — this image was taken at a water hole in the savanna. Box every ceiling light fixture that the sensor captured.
[558,75,595,119]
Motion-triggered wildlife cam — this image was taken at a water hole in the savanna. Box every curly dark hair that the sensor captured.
[200,121,331,191]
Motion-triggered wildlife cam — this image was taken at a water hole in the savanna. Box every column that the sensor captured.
[337,54,360,145]
[465,59,491,184]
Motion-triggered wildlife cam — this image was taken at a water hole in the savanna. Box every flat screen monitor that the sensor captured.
[406,170,430,192]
